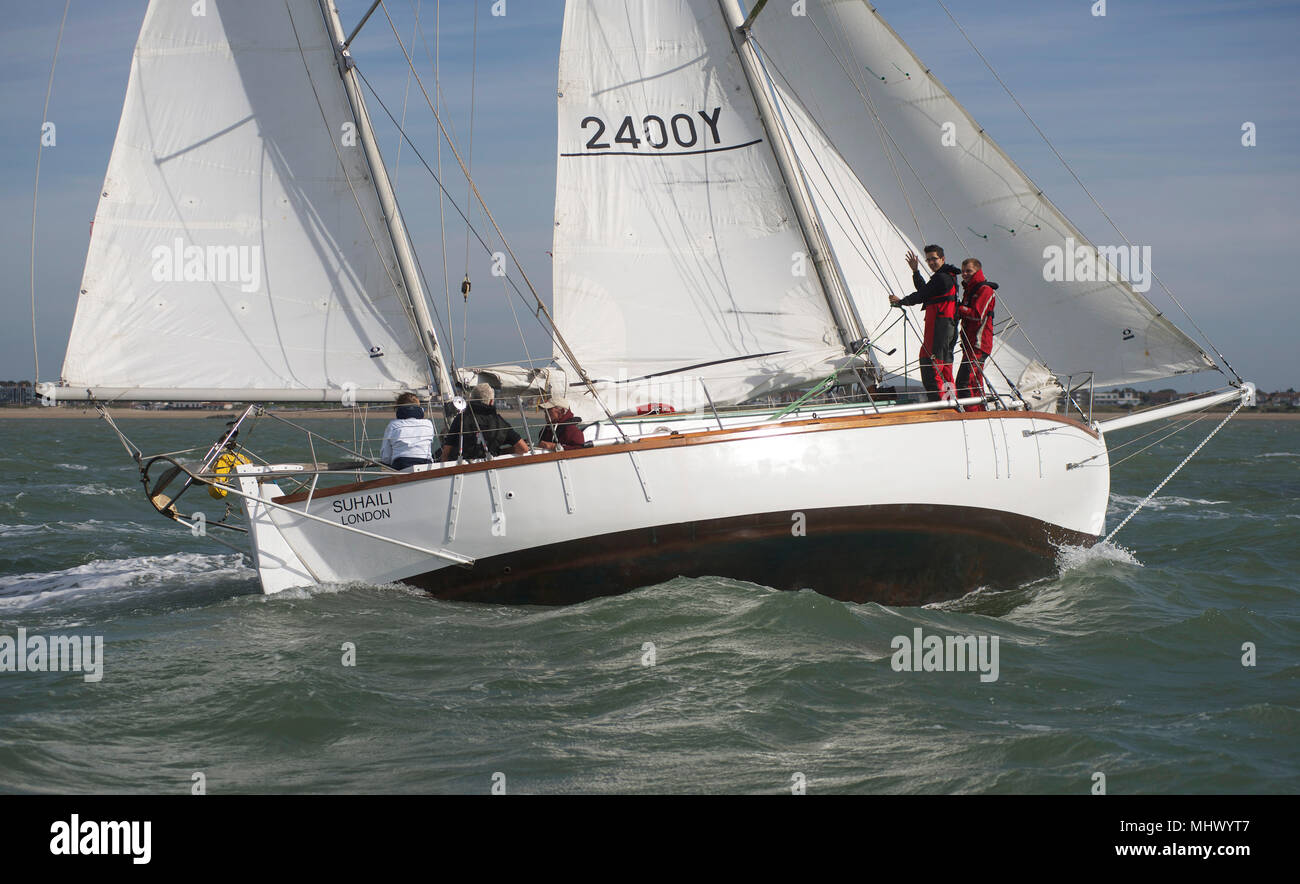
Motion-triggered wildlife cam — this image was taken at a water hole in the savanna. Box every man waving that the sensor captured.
[890,245,960,402]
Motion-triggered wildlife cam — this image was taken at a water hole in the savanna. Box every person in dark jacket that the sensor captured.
[440,383,530,462]
[957,258,998,411]
[536,396,586,451]
[889,245,959,402]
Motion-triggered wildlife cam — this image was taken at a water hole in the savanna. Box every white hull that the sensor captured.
[235,410,1108,605]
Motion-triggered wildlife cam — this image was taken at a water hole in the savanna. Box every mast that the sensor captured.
[319,0,454,400]
[717,0,866,354]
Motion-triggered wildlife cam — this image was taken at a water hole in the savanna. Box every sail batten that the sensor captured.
[59,0,436,400]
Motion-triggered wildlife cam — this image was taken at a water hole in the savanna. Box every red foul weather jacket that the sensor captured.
[901,264,960,359]
[958,270,998,356]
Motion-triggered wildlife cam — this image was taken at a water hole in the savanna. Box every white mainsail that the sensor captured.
[748,0,1215,388]
[553,0,856,416]
[60,0,437,401]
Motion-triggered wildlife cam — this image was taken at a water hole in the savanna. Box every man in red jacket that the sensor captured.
[957,258,998,411]
[890,244,959,402]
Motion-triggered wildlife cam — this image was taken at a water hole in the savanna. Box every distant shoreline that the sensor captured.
[1,406,1296,421]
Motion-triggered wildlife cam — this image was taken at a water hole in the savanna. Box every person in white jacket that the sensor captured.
[380,392,435,470]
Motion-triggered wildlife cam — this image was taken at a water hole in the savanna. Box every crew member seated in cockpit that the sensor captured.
[440,383,530,462]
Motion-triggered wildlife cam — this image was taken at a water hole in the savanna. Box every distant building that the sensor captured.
[0,381,34,406]
[1092,387,1140,409]
[1265,390,1300,408]
[1143,389,1178,406]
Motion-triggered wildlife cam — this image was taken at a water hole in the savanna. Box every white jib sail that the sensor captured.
[766,74,951,383]
[553,0,853,416]
[749,1,1215,388]
[59,0,433,401]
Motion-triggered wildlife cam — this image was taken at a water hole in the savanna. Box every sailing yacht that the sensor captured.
[38,0,1252,605]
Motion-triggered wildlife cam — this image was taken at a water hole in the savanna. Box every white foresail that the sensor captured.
[60,0,434,400]
[765,76,937,382]
[553,0,852,416]
[749,1,1215,388]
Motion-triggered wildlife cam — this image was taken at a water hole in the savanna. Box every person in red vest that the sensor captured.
[957,258,998,411]
[890,245,959,402]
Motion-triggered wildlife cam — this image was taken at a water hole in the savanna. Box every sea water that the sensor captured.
[0,414,1295,794]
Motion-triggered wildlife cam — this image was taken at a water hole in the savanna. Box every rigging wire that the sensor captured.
[392,0,421,184]
[750,22,1018,402]
[751,42,905,305]
[406,0,479,372]
[1107,412,1211,469]
[374,2,629,438]
[460,0,480,365]
[1103,399,1245,543]
[751,38,1003,407]
[457,0,478,366]
[31,0,72,386]
[356,70,541,336]
[463,0,479,281]
[432,0,456,369]
[933,0,1240,384]
[794,5,1059,393]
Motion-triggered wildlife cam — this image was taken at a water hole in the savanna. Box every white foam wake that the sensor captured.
[1055,540,1141,572]
[0,552,253,610]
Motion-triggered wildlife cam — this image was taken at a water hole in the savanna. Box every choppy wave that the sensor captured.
[0,417,1295,794]
[1108,493,1228,510]
[0,552,253,612]
[65,483,136,497]
[0,519,158,538]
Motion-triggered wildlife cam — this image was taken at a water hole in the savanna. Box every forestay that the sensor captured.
[749,0,1215,388]
[553,0,853,416]
[60,0,433,401]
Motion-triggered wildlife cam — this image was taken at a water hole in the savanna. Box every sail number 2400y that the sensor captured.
[581,107,724,151]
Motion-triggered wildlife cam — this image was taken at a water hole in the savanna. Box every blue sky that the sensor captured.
[2,0,1296,390]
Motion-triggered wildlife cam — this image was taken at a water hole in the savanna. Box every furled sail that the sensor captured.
[553,0,854,416]
[748,0,1215,388]
[58,0,434,401]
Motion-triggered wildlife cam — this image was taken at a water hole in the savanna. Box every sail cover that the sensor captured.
[553,0,851,415]
[60,0,432,400]
[748,1,1215,388]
